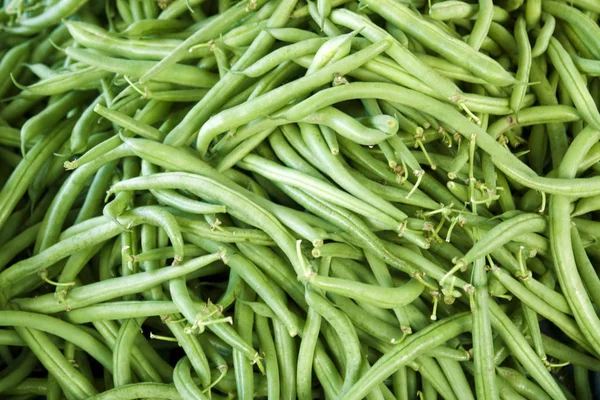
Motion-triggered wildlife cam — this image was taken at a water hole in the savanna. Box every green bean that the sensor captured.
[152,190,227,215]
[531,15,556,58]
[12,252,221,313]
[305,289,361,394]
[329,293,404,344]
[552,125,600,354]
[173,356,209,400]
[2,378,48,396]
[297,290,322,399]
[571,228,600,308]
[65,21,209,61]
[27,143,72,206]
[147,88,209,102]
[0,223,40,273]
[211,268,240,311]
[41,360,64,399]
[521,277,571,315]
[496,367,552,400]
[94,104,164,141]
[429,1,508,24]
[468,0,494,50]
[573,365,593,400]
[377,103,420,137]
[0,207,28,249]
[65,47,218,89]
[570,54,600,77]
[410,53,484,85]
[215,128,277,171]
[510,16,532,115]
[9,0,88,33]
[455,213,546,267]
[472,258,499,400]
[392,368,409,400]
[131,243,202,264]
[552,205,600,354]
[525,0,542,28]
[352,169,438,209]
[243,39,327,78]
[365,250,414,329]
[179,216,275,245]
[0,40,31,99]
[312,304,349,369]
[115,0,134,26]
[131,206,186,263]
[15,66,110,97]
[158,0,207,19]
[266,27,321,42]
[554,0,599,12]
[55,243,103,298]
[522,300,546,362]
[73,162,115,224]
[415,356,457,400]
[25,63,56,80]
[255,314,279,400]
[86,383,182,399]
[547,38,600,132]
[359,56,442,99]
[113,318,143,387]
[540,335,600,372]
[273,317,297,400]
[530,61,569,168]
[94,317,166,383]
[21,92,86,155]
[437,357,475,399]
[488,106,580,140]
[0,119,71,235]
[313,30,362,74]
[63,301,179,323]
[196,334,228,376]
[309,272,423,309]
[0,126,24,149]
[278,123,329,171]
[525,124,546,175]
[30,24,70,64]
[15,327,97,399]
[70,95,107,154]
[312,107,398,145]
[382,21,408,49]
[6,7,600,397]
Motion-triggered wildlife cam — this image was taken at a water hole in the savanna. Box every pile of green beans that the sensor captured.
[1,0,600,399]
